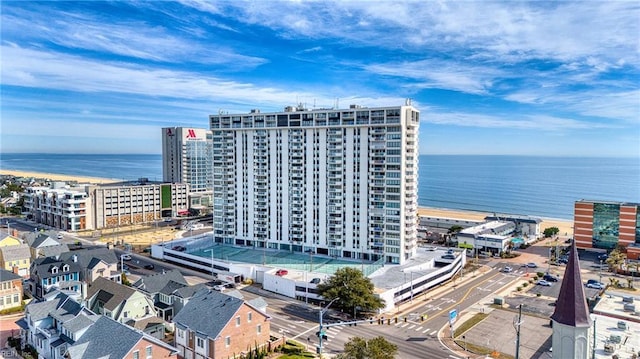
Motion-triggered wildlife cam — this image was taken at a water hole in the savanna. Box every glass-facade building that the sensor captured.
[162,127,213,211]
[574,200,640,259]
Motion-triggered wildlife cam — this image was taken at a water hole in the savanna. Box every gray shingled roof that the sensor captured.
[159,280,187,295]
[26,298,60,322]
[32,257,82,280]
[173,283,207,299]
[37,244,70,258]
[59,248,118,268]
[550,242,591,327]
[66,316,143,359]
[132,269,187,294]
[62,312,99,334]
[30,234,57,248]
[0,268,21,282]
[173,288,244,339]
[87,277,136,312]
[0,244,31,262]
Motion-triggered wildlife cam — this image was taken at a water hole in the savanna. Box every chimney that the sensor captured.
[81,281,87,300]
[72,254,78,263]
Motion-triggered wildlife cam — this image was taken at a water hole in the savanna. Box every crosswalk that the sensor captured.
[394,321,438,336]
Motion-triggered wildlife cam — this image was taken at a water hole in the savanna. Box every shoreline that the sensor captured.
[0,169,118,184]
[417,206,574,236]
[0,169,574,235]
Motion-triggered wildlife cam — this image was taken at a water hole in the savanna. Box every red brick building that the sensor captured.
[574,200,640,259]
[173,288,271,359]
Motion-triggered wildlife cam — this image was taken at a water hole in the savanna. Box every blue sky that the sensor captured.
[1,1,638,157]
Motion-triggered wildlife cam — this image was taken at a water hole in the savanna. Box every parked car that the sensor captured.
[586,279,605,289]
[543,274,559,282]
[144,263,155,270]
[537,280,552,287]
[586,282,605,290]
[441,254,456,259]
[172,245,186,252]
[598,253,608,261]
[502,266,513,273]
[57,233,64,240]
[275,269,288,276]
[121,254,132,261]
[310,278,321,284]
[526,262,538,268]
[565,238,572,244]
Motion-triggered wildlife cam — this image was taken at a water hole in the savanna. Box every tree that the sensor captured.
[543,227,559,238]
[335,336,398,359]
[448,225,463,234]
[316,267,384,318]
[605,246,626,273]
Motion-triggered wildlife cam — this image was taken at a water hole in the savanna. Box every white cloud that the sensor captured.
[506,89,640,123]
[365,59,501,95]
[425,111,616,131]
[1,6,265,67]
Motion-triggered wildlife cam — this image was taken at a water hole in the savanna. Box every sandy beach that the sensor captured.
[0,169,574,237]
[418,207,574,237]
[0,169,118,184]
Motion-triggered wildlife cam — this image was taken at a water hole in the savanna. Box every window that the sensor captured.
[225,336,231,347]
[236,316,241,326]
[257,324,262,334]
[133,350,139,359]
[196,337,204,348]
[177,328,184,338]
[247,312,252,322]
[145,346,152,358]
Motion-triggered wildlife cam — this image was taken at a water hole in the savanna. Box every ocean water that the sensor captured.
[1,153,638,220]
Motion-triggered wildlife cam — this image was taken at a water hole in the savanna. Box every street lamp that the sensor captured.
[318,297,340,357]
[204,249,215,281]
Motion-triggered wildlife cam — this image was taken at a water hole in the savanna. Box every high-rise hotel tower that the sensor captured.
[162,127,214,211]
[209,103,420,264]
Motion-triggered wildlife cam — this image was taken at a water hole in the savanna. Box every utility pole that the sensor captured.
[318,297,340,357]
[592,315,597,359]
[514,304,523,359]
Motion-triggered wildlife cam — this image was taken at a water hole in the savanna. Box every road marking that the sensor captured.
[395,322,402,327]
[408,324,416,329]
[416,326,423,331]
[401,323,410,328]
[287,324,297,328]
[430,330,437,336]
[449,355,462,359]
[422,328,430,333]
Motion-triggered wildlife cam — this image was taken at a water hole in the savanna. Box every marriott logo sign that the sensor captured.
[185,129,198,139]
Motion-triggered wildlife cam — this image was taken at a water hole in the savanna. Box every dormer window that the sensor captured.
[51,267,58,274]
[62,264,69,272]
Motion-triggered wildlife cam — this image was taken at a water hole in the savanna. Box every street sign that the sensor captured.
[449,309,457,325]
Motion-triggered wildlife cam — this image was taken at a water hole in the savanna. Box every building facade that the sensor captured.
[0,269,23,312]
[209,104,420,264]
[24,184,88,231]
[88,180,189,229]
[574,200,640,259]
[162,127,214,211]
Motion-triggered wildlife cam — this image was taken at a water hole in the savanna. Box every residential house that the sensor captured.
[25,233,69,259]
[86,277,156,325]
[66,316,178,359]
[0,233,22,247]
[16,291,99,359]
[59,248,121,284]
[0,243,31,277]
[29,257,83,300]
[173,288,271,359]
[0,268,23,311]
[132,269,188,321]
